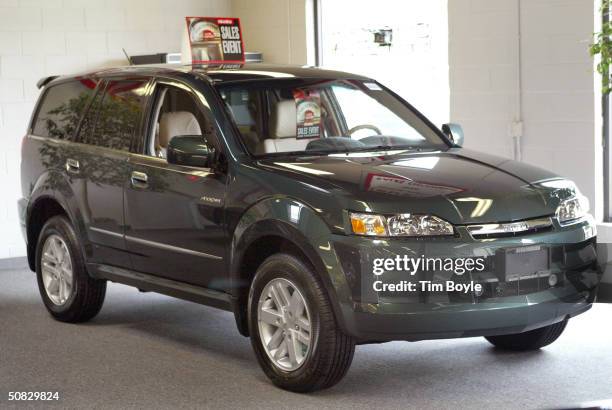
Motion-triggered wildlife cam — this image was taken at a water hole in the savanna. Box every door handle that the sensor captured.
[65,158,80,173]
[131,171,148,187]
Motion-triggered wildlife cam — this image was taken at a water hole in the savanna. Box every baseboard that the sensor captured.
[0,256,28,271]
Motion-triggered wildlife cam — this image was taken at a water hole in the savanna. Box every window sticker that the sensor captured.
[293,89,321,139]
[363,82,383,91]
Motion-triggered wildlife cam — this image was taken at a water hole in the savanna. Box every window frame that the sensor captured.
[137,76,224,161]
[604,3,612,222]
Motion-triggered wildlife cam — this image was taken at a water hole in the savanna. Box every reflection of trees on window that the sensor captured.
[42,93,91,141]
[33,79,97,140]
[87,81,147,152]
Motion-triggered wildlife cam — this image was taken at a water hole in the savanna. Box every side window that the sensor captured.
[32,79,98,140]
[77,86,103,144]
[86,80,148,151]
[219,88,264,153]
[148,83,217,159]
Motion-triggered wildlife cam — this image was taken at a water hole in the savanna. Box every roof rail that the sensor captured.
[36,75,59,89]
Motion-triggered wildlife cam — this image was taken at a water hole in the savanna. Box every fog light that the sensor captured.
[548,274,558,287]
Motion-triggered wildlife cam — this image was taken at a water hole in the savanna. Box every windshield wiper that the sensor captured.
[256,148,350,157]
[348,145,423,152]
[255,145,430,159]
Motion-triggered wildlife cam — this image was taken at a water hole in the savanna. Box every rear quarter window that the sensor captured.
[32,79,98,140]
[82,79,148,151]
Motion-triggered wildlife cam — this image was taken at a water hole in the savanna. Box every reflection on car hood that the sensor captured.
[258,148,569,225]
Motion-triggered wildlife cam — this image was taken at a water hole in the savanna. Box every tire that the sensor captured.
[248,253,355,392]
[485,319,568,351]
[35,215,106,323]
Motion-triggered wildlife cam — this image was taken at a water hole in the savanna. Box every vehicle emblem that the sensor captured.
[200,196,222,204]
[502,222,529,233]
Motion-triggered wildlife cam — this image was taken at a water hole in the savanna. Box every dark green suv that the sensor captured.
[19,64,600,392]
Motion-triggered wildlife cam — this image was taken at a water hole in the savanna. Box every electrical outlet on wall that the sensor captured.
[510,120,523,138]
[509,120,524,161]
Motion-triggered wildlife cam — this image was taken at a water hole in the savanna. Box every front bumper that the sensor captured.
[341,290,593,342]
[327,216,600,341]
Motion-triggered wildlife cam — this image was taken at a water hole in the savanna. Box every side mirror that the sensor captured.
[442,123,464,147]
[167,135,214,168]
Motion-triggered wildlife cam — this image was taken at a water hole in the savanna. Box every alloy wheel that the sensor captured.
[41,234,74,306]
[257,278,313,371]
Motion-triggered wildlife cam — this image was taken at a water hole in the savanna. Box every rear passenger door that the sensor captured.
[73,78,150,267]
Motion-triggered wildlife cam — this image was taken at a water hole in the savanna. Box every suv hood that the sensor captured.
[258,148,569,225]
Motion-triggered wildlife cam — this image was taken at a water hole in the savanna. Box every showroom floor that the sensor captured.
[1,267,611,410]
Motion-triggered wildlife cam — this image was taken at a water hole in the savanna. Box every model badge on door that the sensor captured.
[200,196,222,204]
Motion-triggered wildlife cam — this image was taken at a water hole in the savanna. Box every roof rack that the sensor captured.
[36,75,59,89]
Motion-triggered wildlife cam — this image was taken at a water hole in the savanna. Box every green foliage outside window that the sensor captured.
[591,0,612,93]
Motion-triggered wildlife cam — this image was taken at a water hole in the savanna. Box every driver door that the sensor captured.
[124,79,229,290]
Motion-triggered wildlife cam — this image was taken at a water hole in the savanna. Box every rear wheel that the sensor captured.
[248,253,355,392]
[485,320,568,351]
[36,216,106,323]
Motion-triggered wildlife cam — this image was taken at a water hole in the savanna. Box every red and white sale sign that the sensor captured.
[185,17,245,64]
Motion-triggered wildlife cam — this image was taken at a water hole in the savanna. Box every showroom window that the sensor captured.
[604,2,612,222]
[315,0,449,126]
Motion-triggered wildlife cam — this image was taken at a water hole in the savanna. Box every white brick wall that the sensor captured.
[231,0,312,65]
[520,0,599,216]
[449,0,520,159]
[0,0,231,259]
[449,0,599,219]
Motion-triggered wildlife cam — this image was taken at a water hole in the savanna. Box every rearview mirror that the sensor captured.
[167,135,214,168]
[442,123,464,147]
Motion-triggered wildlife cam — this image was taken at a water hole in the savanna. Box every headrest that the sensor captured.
[270,100,296,139]
[159,111,202,147]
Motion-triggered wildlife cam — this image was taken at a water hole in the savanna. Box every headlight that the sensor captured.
[556,195,589,225]
[349,212,454,237]
[349,213,388,236]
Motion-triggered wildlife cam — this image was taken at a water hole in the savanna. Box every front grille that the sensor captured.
[467,217,554,239]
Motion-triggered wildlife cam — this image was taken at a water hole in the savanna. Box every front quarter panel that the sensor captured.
[231,196,354,330]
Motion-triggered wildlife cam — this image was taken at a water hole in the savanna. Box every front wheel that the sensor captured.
[248,253,355,392]
[485,319,568,351]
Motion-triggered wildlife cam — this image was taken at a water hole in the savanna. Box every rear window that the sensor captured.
[32,79,98,140]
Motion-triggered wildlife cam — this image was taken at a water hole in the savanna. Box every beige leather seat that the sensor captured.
[261,100,311,154]
[157,111,202,158]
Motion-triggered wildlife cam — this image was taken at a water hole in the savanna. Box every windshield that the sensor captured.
[216,78,449,156]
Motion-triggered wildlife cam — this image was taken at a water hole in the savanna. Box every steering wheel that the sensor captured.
[348,124,382,136]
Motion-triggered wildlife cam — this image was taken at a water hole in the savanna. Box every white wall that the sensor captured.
[231,0,312,65]
[449,0,600,219]
[0,0,231,259]
[520,0,600,219]
[449,0,520,159]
